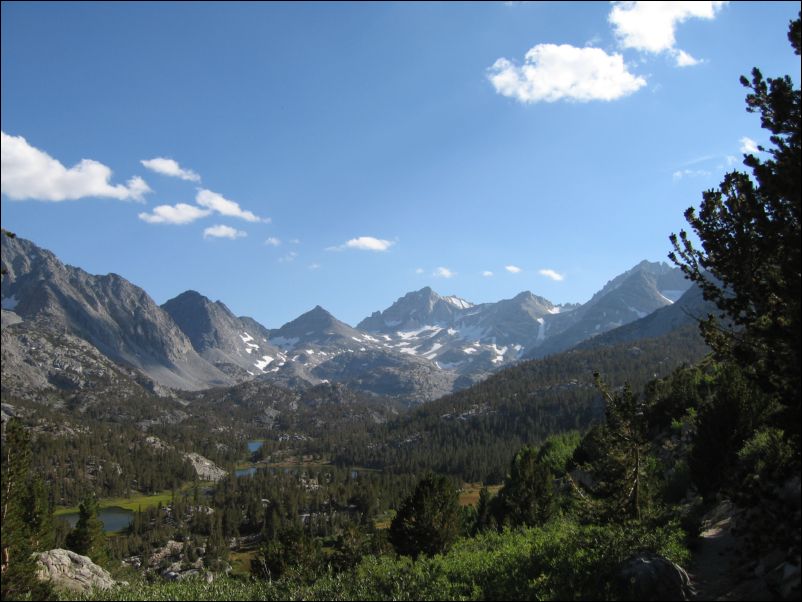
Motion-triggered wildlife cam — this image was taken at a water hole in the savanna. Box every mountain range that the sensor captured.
[1,234,707,403]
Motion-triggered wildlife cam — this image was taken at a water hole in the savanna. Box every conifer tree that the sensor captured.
[492,445,555,528]
[590,375,651,521]
[669,12,801,439]
[1,418,54,600]
[389,473,460,558]
[66,496,108,566]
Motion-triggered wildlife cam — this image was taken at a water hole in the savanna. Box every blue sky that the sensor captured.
[2,1,799,327]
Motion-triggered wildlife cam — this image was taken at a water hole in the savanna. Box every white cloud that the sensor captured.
[725,155,738,166]
[279,251,298,263]
[329,236,395,252]
[196,188,265,223]
[308,263,321,270]
[609,1,727,55]
[505,265,522,273]
[672,168,711,181]
[1,131,151,202]
[141,157,200,182]
[482,271,494,277]
[415,268,425,274]
[539,268,564,281]
[138,203,211,224]
[203,224,247,239]
[265,237,282,246]
[673,49,700,67]
[740,136,759,154]
[488,44,646,103]
[433,267,455,279]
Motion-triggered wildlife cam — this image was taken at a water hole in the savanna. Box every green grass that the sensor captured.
[229,550,259,576]
[54,482,215,515]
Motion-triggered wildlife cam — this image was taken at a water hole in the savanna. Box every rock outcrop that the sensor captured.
[616,552,695,601]
[34,549,116,594]
[185,452,227,481]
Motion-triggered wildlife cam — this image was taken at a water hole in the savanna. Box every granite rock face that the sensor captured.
[1,235,232,390]
[34,549,116,594]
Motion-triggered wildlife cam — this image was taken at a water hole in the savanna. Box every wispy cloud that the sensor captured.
[308,263,321,270]
[265,237,281,246]
[279,251,298,263]
[203,224,247,239]
[1,131,151,202]
[672,168,711,181]
[328,236,395,252]
[505,265,522,273]
[539,268,564,281]
[141,157,200,182]
[433,267,456,279]
[740,136,759,154]
[609,1,727,62]
[488,44,645,103]
[138,203,211,224]
[482,270,494,277]
[415,268,425,274]
[196,189,266,223]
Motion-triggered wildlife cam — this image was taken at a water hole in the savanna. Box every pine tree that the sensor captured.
[1,418,54,600]
[492,445,555,528]
[669,12,801,439]
[66,496,108,566]
[590,375,651,521]
[389,473,460,558]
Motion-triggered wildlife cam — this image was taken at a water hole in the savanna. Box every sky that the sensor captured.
[2,1,799,328]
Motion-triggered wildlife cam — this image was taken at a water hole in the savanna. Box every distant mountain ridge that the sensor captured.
[1,235,231,390]
[2,235,697,401]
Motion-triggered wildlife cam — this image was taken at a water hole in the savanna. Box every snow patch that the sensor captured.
[547,306,561,314]
[255,355,274,371]
[444,295,473,309]
[659,289,685,303]
[397,325,443,340]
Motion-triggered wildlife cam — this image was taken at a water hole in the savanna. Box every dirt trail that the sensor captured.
[688,504,774,601]
[689,514,737,600]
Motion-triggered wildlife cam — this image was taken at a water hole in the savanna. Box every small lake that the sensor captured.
[247,440,263,454]
[59,506,133,533]
[236,467,258,478]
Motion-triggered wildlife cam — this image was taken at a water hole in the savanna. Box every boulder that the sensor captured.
[184,452,227,481]
[34,549,115,594]
[615,552,695,601]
